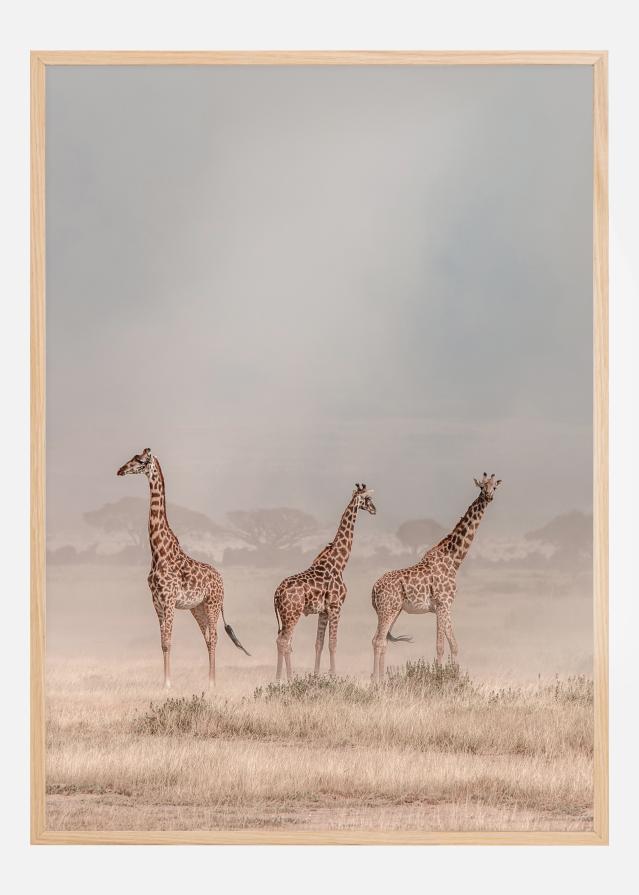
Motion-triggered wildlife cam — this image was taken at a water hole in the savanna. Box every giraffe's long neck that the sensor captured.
[442,494,489,569]
[327,497,359,573]
[147,459,179,560]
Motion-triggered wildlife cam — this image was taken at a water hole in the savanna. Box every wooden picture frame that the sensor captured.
[31,50,608,845]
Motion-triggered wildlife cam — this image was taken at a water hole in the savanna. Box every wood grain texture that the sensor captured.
[32,829,607,846]
[592,53,609,845]
[30,51,46,845]
[30,50,609,846]
[32,50,605,66]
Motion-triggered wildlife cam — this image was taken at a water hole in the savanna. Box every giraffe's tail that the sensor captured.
[386,631,413,643]
[220,609,251,656]
[274,594,282,636]
[386,612,412,643]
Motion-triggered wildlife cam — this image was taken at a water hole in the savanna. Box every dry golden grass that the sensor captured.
[45,659,593,832]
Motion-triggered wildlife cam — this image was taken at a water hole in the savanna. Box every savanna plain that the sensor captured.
[46,564,593,833]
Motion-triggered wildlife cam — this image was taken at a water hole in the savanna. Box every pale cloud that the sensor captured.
[46,65,592,535]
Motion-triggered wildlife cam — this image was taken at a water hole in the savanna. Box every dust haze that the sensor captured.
[46,65,593,678]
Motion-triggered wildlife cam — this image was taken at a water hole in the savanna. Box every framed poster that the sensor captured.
[31,51,608,844]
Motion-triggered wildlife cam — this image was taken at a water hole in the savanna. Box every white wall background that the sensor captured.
[0,1,636,892]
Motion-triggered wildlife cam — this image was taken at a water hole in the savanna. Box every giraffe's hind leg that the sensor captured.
[372,596,403,684]
[190,603,209,641]
[190,601,219,688]
[205,602,220,687]
[275,591,303,682]
[276,635,284,682]
[276,621,296,682]
[276,624,296,682]
[372,614,392,684]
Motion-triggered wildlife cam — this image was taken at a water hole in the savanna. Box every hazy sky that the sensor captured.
[46,65,593,534]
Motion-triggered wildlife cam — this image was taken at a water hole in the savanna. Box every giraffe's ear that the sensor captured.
[473,478,482,487]
[495,479,502,487]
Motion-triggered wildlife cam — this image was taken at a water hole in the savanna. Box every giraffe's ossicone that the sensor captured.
[371,473,502,682]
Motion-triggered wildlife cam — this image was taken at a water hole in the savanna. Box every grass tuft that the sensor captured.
[386,658,476,696]
[253,673,376,705]
[133,693,211,736]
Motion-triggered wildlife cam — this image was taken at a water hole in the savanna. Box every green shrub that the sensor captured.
[386,658,476,696]
[253,673,376,705]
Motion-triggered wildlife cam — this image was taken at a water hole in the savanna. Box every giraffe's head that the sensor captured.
[473,472,502,502]
[117,448,154,478]
[353,483,377,515]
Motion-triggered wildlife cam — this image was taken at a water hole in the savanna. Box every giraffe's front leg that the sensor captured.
[154,595,175,689]
[314,612,328,675]
[435,606,446,667]
[441,609,458,662]
[327,606,342,676]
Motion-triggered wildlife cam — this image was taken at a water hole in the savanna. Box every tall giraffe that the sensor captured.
[117,448,250,689]
[273,484,376,681]
[371,473,502,682]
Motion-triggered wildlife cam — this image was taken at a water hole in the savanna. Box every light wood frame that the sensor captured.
[30,50,608,845]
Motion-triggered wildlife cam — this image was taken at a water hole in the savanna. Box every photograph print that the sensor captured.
[36,55,605,841]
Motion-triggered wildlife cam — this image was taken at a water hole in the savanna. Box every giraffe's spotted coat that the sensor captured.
[273,484,376,681]
[117,448,249,689]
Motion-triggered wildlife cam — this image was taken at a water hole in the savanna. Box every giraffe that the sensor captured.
[371,473,502,682]
[117,448,250,689]
[273,483,377,681]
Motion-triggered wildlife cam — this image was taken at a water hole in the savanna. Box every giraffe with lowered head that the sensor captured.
[274,483,376,681]
[117,448,250,688]
[371,473,502,682]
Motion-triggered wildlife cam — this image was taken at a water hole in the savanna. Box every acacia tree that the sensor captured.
[226,508,318,551]
[84,497,146,546]
[84,497,226,545]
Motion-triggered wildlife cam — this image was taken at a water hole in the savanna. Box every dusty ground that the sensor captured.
[45,659,593,833]
[45,564,594,677]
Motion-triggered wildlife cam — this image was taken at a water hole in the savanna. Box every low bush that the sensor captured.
[386,658,476,696]
[253,673,376,705]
